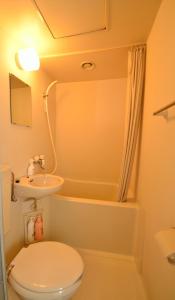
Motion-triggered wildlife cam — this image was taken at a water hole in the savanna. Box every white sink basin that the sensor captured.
[14,174,64,199]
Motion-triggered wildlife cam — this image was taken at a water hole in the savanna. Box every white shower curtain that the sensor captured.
[118,45,146,202]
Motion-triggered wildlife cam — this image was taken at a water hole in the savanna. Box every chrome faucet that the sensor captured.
[27,155,45,177]
[33,155,45,169]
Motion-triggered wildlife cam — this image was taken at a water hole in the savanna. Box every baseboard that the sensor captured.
[77,247,135,262]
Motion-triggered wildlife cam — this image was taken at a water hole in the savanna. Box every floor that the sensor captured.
[72,249,147,300]
[8,249,147,300]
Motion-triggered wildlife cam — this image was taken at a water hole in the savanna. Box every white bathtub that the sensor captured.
[51,183,138,256]
[58,178,134,201]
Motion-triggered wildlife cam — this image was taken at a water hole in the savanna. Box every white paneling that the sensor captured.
[51,195,138,255]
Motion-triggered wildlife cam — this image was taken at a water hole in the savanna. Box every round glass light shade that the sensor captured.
[17,48,40,71]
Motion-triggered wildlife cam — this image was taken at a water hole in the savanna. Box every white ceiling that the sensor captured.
[41,47,129,82]
[0,0,162,81]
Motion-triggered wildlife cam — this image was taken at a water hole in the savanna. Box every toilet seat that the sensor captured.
[9,241,84,294]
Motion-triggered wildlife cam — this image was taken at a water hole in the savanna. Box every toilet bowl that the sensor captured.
[8,241,84,300]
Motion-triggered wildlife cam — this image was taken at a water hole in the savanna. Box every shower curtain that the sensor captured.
[118,45,146,202]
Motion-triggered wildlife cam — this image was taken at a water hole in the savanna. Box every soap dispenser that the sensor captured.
[27,158,35,177]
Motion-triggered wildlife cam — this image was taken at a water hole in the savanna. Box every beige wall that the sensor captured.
[0,30,56,177]
[0,28,55,263]
[136,0,175,299]
[55,79,127,183]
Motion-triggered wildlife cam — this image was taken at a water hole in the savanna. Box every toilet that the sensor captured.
[8,241,84,300]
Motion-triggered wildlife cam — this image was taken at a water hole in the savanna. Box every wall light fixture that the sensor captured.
[17,48,40,71]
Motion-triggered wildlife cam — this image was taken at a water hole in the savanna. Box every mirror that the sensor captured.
[9,74,32,126]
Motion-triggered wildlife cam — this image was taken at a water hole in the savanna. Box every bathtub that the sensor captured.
[58,178,134,201]
[51,179,138,256]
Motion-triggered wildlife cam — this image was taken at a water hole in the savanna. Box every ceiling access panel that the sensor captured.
[33,0,109,39]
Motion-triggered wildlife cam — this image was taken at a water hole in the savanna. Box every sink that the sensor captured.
[14,174,64,199]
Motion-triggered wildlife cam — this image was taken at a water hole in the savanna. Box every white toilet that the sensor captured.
[8,241,84,300]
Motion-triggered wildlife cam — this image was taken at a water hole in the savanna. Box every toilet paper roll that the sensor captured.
[155,228,175,264]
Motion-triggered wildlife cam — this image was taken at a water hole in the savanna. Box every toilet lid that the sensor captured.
[10,241,84,293]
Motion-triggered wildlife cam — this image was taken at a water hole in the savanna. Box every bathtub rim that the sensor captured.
[57,177,135,202]
[53,194,139,209]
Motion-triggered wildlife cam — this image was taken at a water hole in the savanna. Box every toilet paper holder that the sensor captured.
[167,253,175,265]
[11,172,18,202]
[155,228,175,265]
[167,227,175,264]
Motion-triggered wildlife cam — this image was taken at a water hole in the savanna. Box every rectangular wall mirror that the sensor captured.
[9,74,32,127]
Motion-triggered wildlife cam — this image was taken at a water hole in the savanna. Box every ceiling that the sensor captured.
[41,47,129,82]
[0,0,162,81]
[33,0,107,38]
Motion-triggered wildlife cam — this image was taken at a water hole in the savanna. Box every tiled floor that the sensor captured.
[8,249,147,300]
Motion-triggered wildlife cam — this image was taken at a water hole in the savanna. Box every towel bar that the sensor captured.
[153,100,175,116]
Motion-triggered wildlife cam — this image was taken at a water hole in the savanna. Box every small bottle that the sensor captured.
[27,217,35,243]
[34,215,44,241]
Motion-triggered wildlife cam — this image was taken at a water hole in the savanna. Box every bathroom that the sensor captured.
[0,0,175,299]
